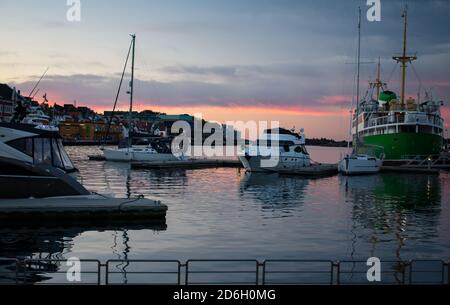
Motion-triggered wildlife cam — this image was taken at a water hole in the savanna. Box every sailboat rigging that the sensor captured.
[102,35,182,162]
[338,7,384,175]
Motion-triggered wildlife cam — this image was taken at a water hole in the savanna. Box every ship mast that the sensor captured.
[369,57,386,100]
[393,5,416,107]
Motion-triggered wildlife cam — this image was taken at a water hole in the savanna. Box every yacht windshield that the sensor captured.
[34,137,75,171]
[56,138,75,170]
[7,136,75,172]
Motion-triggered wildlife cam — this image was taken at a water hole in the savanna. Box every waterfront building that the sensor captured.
[58,121,123,143]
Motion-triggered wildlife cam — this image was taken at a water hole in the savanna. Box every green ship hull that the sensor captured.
[362,133,443,160]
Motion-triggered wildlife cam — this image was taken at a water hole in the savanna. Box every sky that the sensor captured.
[1,0,450,139]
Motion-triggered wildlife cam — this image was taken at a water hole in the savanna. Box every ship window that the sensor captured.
[283,145,290,152]
[400,126,416,133]
[6,138,33,157]
[294,146,309,155]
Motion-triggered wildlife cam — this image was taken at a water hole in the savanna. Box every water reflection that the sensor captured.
[341,173,442,260]
[79,160,189,199]
[239,172,309,217]
[0,221,166,284]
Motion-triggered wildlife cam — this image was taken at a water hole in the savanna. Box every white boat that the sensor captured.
[338,8,382,175]
[338,153,383,175]
[239,128,310,172]
[102,34,183,163]
[21,106,50,126]
[102,146,178,162]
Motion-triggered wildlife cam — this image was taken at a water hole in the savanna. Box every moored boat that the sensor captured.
[338,7,383,175]
[239,127,311,172]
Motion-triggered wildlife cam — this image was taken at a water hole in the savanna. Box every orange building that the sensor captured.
[59,121,123,143]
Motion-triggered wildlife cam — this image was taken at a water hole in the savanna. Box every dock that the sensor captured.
[0,195,168,221]
[131,159,243,170]
[381,166,440,174]
[88,155,244,170]
[268,163,338,177]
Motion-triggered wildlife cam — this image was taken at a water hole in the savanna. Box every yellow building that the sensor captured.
[59,121,123,143]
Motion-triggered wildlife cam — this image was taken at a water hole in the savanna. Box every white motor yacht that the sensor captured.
[239,128,310,172]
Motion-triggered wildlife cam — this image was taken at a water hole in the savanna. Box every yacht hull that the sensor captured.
[102,148,133,161]
[338,157,382,175]
[239,155,310,172]
[103,148,179,162]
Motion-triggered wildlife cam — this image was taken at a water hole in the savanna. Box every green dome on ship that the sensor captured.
[378,91,397,104]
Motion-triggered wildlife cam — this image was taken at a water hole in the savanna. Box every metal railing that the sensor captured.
[105,260,181,285]
[0,258,448,285]
[365,113,444,130]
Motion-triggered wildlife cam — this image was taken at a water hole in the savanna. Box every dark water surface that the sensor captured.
[1,146,449,265]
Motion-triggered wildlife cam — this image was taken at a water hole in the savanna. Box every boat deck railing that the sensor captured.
[364,113,444,130]
[1,258,449,285]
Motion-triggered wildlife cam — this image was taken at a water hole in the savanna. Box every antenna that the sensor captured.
[31,88,40,100]
[29,67,49,98]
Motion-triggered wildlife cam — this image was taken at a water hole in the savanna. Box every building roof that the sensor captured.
[0,83,13,100]
[158,114,194,121]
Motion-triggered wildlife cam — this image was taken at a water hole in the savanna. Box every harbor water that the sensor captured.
[1,146,449,266]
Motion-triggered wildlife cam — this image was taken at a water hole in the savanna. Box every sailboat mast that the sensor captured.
[355,7,362,142]
[129,34,136,132]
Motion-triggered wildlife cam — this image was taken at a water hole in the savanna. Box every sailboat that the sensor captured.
[339,8,383,175]
[102,35,180,162]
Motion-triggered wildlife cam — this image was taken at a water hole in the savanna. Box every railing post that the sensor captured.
[333,261,340,285]
[185,261,189,285]
[23,260,28,285]
[401,260,409,285]
[261,261,266,286]
[407,260,413,285]
[15,259,19,285]
[256,261,261,286]
[447,260,450,285]
[105,261,109,285]
[97,261,101,285]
